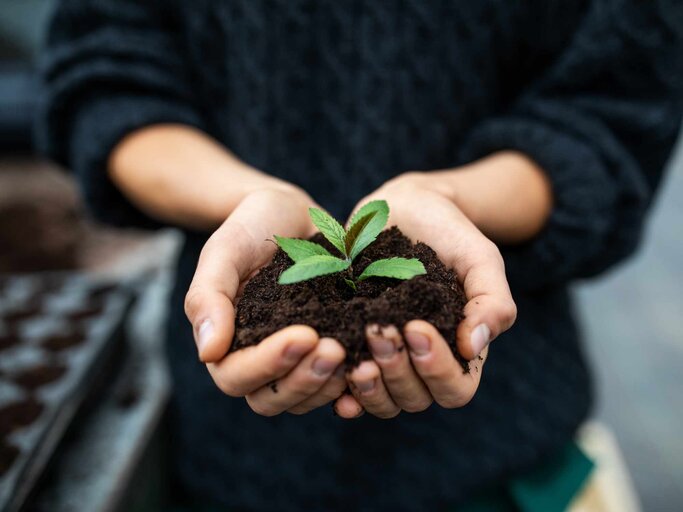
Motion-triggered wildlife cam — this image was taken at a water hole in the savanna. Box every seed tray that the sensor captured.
[0,273,132,512]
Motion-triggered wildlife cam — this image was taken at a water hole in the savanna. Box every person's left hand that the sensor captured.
[333,173,517,419]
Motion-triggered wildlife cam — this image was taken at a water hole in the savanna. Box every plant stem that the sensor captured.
[344,278,357,292]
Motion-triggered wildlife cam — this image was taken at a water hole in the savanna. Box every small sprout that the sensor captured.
[344,278,358,292]
[274,200,426,287]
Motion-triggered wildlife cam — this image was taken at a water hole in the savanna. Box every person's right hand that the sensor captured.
[184,186,349,416]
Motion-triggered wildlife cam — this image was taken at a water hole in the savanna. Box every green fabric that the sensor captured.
[508,441,594,512]
[460,441,593,512]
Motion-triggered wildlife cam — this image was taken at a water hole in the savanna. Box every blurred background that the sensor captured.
[1,2,177,511]
[0,1,681,511]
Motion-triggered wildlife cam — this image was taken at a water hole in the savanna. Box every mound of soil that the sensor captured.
[233,227,468,369]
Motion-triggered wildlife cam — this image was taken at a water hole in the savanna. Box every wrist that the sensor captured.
[207,171,303,221]
[409,170,485,228]
[390,151,553,244]
[108,124,308,231]
[381,171,484,228]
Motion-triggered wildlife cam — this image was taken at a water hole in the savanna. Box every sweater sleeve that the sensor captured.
[459,0,683,291]
[36,0,206,228]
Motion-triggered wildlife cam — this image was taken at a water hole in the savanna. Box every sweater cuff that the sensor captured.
[459,117,617,290]
[64,93,205,228]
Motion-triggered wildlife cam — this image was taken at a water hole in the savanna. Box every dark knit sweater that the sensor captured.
[38,1,682,510]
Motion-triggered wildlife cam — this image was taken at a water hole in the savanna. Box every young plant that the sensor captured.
[274,200,426,288]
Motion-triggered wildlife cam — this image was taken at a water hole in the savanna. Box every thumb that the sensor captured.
[455,249,517,360]
[185,285,236,362]
[185,224,252,362]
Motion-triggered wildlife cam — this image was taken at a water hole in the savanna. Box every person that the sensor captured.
[39,0,682,509]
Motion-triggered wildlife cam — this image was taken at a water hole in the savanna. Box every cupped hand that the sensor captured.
[334,174,517,419]
[185,186,348,416]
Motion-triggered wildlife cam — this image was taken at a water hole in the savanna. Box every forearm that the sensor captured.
[408,151,553,244]
[108,124,294,231]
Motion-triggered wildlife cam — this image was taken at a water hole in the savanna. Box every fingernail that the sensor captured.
[357,379,376,394]
[470,324,491,357]
[284,344,308,363]
[312,358,337,377]
[369,338,395,359]
[197,319,213,356]
[405,332,430,356]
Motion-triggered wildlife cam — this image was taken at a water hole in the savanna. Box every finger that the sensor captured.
[287,365,348,415]
[333,394,365,419]
[348,361,400,419]
[470,344,489,375]
[404,320,483,408]
[245,337,345,416]
[455,245,516,360]
[185,285,236,363]
[366,324,432,413]
[207,325,318,397]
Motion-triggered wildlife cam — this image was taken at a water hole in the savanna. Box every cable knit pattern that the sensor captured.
[37,0,682,509]
[460,0,683,290]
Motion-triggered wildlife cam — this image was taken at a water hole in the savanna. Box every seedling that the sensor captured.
[274,200,426,288]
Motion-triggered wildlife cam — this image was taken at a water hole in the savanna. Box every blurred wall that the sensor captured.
[0,0,54,151]
[575,131,683,512]
[0,0,54,59]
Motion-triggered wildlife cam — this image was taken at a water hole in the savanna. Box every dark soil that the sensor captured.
[41,331,86,352]
[4,300,42,325]
[233,227,468,369]
[0,332,20,352]
[66,299,104,321]
[0,398,44,437]
[0,442,20,477]
[13,364,67,391]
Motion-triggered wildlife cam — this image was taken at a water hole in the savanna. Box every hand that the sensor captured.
[185,186,348,416]
[334,174,517,419]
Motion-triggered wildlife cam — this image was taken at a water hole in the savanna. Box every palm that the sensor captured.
[332,183,516,419]
[186,187,350,417]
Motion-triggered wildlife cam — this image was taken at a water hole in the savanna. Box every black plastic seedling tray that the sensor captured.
[0,273,132,512]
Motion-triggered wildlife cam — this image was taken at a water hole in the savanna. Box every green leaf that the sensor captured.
[308,207,348,257]
[274,236,332,262]
[346,200,389,261]
[278,255,351,284]
[357,257,426,282]
[344,211,377,255]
